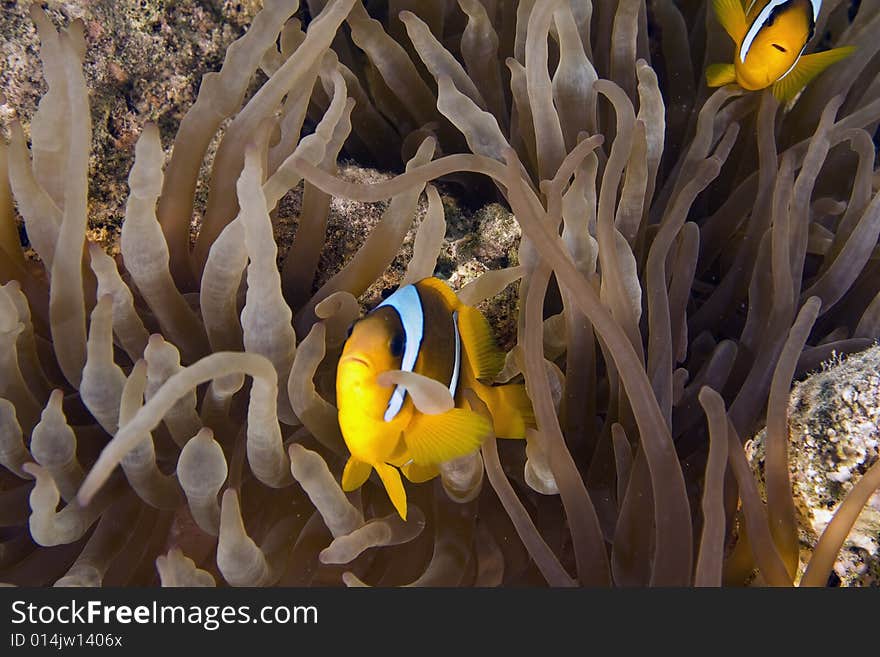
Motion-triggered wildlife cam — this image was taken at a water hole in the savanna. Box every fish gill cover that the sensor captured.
[0,0,878,587]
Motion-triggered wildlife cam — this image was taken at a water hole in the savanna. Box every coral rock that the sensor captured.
[748,345,880,586]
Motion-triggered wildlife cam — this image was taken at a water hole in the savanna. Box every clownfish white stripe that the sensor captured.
[449,311,461,399]
[740,0,793,62]
[378,284,424,422]
[384,375,407,421]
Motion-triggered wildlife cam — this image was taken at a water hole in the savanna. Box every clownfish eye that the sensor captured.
[772,43,787,52]
[389,332,405,358]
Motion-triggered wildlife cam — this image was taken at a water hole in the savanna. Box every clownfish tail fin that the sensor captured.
[374,462,408,520]
[706,63,737,88]
[772,46,856,103]
[457,305,505,382]
[493,382,535,439]
[712,0,748,43]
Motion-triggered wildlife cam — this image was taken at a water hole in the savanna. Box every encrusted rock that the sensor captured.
[3,3,522,345]
[273,161,521,347]
[0,0,260,253]
[747,345,880,586]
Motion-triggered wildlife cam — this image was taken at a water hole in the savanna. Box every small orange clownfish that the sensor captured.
[706,0,855,101]
[336,277,533,520]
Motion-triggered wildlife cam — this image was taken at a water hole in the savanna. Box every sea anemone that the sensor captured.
[1,0,879,587]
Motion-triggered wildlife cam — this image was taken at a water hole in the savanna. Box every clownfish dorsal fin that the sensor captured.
[414,276,460,309]
[771,45,855,102]
[403,408,491,465]
[713,0,748,44]
[374,462,408,520]
[341,456,373,491]
[706,63,737,87]
[457,305,506,382]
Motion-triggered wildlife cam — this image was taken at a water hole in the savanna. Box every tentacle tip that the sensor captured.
[28,3,46,20]
[142,122,160,139]
[342,571,369,587]
[75,487,93,507]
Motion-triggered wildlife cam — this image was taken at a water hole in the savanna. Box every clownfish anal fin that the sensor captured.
[712,0,748,43]
[401,461,440,483]
[772,45,856,102]
[403,408,491,465]
[374,462,408,520]
[706,63,737,88]
[342,457,373,491]
[457,305,505,382]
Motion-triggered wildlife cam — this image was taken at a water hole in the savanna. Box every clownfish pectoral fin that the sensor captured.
[401,461,440,484]
[712,0,748,44]
[403,408,491,465]
[706,63,737,88]
[457,305,505,383]
[771,46,856,103]
[374,462,408,520]
[341,457,373,491]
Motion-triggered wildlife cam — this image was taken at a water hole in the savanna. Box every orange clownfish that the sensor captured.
[336,277,533,520]
[706,0,855,101]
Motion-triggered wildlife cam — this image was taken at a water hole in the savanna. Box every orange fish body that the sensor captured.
[706,0,854,101]
[336,277,532,519]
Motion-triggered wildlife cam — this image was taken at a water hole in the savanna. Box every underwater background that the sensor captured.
[0,0,879,587]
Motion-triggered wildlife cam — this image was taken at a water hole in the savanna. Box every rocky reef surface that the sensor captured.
[1,1,521,336]
[747,345,880,586]
[2,1,263,247]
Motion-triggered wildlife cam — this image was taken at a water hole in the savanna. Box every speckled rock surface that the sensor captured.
[273,162,521,347]
[2,1,523,344]
[747,345,880,586]
[1,0,261,247]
